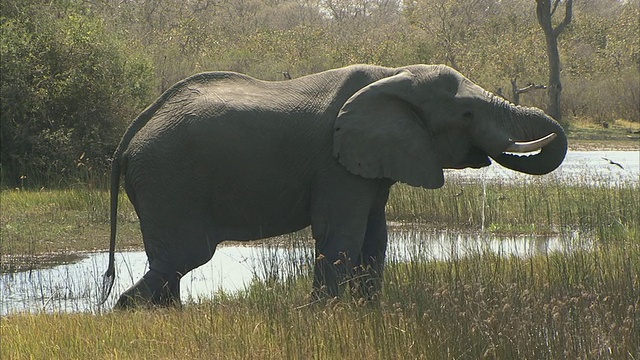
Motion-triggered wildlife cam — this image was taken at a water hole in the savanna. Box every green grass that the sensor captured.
[388,175,638,236]
[0,187,140,271]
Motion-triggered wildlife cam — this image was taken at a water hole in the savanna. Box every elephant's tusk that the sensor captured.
[504,133,557,153]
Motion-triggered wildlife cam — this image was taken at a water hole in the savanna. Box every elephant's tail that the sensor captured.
[99,153,122,305]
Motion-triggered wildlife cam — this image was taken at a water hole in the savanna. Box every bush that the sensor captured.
[0,1,155,187]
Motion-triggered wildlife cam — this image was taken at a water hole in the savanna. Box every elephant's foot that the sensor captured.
[309,279,380,307]
[349,278,382,304]
[349,264,383,302]
[309,285,337,303]
[115,269,181,309]
[311,256,383,304]
[312,253,349,300]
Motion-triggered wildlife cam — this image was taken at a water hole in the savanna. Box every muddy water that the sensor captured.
[0,229,589,315]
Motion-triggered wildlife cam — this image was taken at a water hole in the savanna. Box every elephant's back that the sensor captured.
[122,70,336,199]
[156,66,393,116]
[122,65,400,175]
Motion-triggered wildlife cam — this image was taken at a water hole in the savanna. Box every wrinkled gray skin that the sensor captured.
[100,64,567,308]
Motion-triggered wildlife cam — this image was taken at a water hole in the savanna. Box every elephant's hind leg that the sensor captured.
[115,269,181,309]
[120,191,218,309]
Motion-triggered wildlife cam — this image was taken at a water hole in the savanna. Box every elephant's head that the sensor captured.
[333,65,567,188]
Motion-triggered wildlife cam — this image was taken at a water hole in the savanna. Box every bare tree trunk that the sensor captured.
[535,0,573,124]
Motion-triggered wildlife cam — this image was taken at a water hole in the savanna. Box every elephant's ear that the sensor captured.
[333,71,444,189]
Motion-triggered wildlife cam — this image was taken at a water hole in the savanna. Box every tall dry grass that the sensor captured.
[2,233,637,359]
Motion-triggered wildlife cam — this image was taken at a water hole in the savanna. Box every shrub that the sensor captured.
[0,1,156,187]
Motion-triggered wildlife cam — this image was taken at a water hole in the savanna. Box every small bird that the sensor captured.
[602,157,624,169]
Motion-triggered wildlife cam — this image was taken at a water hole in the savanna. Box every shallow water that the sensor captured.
[0,229,589,315]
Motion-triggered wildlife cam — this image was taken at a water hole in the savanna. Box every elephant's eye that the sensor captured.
[463,111,474,120]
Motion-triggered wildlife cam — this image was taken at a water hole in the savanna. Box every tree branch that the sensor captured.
[553,0,573,37]
[550,0,561,16]
[517,83,547,94]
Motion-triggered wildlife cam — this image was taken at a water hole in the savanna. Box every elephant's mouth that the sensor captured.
[451,147,492,169]
[457,132,561,171]
[456,134,559,171]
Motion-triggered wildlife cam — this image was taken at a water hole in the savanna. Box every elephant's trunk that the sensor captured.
[490,99,568,175]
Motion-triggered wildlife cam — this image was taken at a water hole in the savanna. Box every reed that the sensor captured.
[387,174,639,234]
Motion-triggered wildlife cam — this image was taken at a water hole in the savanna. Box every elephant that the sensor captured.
[99,64,567,308]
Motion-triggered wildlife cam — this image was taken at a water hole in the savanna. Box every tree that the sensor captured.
[535,0,573,123]
[321,0,401,21]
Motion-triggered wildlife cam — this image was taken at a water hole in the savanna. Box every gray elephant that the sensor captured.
[100,64,567,308]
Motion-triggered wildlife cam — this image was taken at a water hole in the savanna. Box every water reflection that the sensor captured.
[0,229,589,315]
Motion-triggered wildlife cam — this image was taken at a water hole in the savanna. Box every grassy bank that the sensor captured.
[2,236,638,359]
[0,188,140,271]
[566,118,640,151]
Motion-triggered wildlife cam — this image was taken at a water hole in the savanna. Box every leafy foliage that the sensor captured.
[1,1,155,187]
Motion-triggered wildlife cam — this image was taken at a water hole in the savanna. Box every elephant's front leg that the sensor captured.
[311,218,369,300]
[309,175,386,300]
[312,251,350,299]
[310,210,387,301]
[353,205,388,301]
